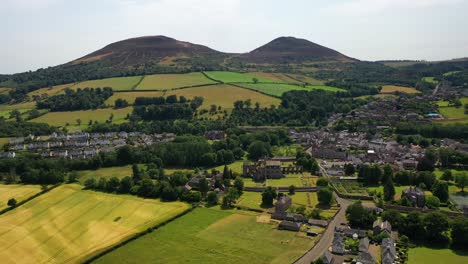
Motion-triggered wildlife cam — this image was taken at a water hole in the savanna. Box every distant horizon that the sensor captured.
[1,0,468,74]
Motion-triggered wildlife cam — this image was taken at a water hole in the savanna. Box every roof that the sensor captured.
[357,251,375,264]
[308,219,328,227]
[265,160,281,166]
[332,234,345,254]
[359,237,369,252]
[321,251,334,264]
[278,221,301,231]
[403,186,424,195]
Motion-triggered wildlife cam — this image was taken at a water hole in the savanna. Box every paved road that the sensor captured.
[295,196,351,264]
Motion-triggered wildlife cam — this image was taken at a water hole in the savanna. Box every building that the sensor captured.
[357,251,375,264]
[308,219,328,227]
[359,237,370,252]
[321,251,335,264]
[243,159,302,181]
[332,234,345,255]
[204,130,225,140]
[275,195,292,213]
[278,221,301,232]
[381,238,396,264]
[402,187,425,207]
[373,220,392,235]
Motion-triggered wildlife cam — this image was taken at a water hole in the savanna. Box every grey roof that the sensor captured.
[332,234,345,254]
[359,237,370,252]
[358,251,375,264]
[381,238,396,264]
[321,251,334,264]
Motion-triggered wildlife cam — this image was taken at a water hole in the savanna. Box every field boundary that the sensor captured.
[0,183,61,216]
[82,204,195,263]
[115,82,220,93]
[131,76,145,90]
[227,83,282,99]
[201,71,223,83]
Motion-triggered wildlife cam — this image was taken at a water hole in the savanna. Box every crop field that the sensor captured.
[72,76,142,91]
[165,84,280,110]
[408,247,468,264]
[136,73,216,90]
[235,83,344,97]
[204,71,276,83]
[93,207,314,264]
[76,165,134,184]
[28,83,76,97]
[0,184,189,264]
[29,107,132,129]
[0,184,43,211]
[380,85,421,94]
[105,91,164,105]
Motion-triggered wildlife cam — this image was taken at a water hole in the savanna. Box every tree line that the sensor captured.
[36,88,113,111]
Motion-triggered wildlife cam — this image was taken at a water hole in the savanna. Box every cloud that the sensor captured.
[1,0,59,9]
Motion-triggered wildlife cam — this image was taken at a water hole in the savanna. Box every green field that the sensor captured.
[0,184,189,264]
[94,207,314,264]
[235,83,345,97]
[408,247,468,264]
[368,185,411,200]
[237,191,317,210]
[0,101,36,111]
[73,76,142,91]
[380,85,421,94]
[244,174,317,188]
[272,145,301,157]
[165,84,281,110]
[436,97,468,120]
[76,165,134,184]
[422,77,438,84]
[136,73,216,90]
[204,71,276,83]
[105,91,164,105]
[211,161,244,175]
[0,184,43,211]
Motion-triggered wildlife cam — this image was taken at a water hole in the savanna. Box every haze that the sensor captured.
[1,0,468,74]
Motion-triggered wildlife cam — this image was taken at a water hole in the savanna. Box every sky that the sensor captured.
[1,0,468,74]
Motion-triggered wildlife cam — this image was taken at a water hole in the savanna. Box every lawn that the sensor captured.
[93,207,314,264]
[422,77,438,84]
[211,161,244,175]
[76,165,134,184]
[204,71,276,83]
[165,84,280,110]
[0,184,43,211]
[235,83,345,97]
[237,190,317,210]
[272,144,301,157]
[408,247,468,264]
[0,184,189,264]
[105,91,164,105]
[73,76,142,91]
[29,107,133,129]
[380,85,421,94]
[436,97,468,121]
[368,185,410,200]
[136,72,216,90]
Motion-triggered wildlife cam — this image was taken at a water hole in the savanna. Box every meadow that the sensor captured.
[105,91,164,105]
[0,184,189,264]
[76,165,134,184]
[136,72,216,90]
[422,77,438,84]
[0,184,43,211]
[0,101,36,111]
[408,247,468,264]
[250,72,303,84]
[93,207,314,264]
[204,71,276,83]
[28,83,76,97]
[72,76,142,91]
[380,85,421,94]
[165,84,281,110]
[235,83,344,97]
[436,97,468,120]
[0,88,11,95]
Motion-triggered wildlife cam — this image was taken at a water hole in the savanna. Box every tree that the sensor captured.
[252,77,259,84]
[223,165,229,179]
[76,118,82,126]
[399,211,425,241]
[317,187,333,206]
[221,188,239,209]
[432,180,449,202]
[68,171,78,183]
[119,176,133,193]
[261,186,277,207]
[382,164,393,184]
[345,201,377,229]
[383,178,396,201]
[106,176,120,193]
[138,179,156,198]
[423,212,449,242]
[233,177,244,196]
[425,196,440,209]
[160,182,179,201]
[247,141,271,160]
[132,164,141,183]
[381,209,402,228]
[97,178,108,191]
[455,173,468,192]
[206,191,218,206]
[7,198,17,207]
[441,170,453,181]
[198,177,209,196]
[344,164,355,176]
[84,178,96,189]
[451,216,468,249]
[316,177,329,187]
[288,185,295,195]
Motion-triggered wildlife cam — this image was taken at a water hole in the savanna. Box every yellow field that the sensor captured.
[29,107,132,128]
[380,85,420,94]
[105,91,164,105]
[0,88,11,95]
[76,166,133,184]
[136,72,216,90]
[0,184,43,211]
[0,101,36,111]
[28,83,76,98]
[166,84,280,110]
[0,184,190,264]
[73,76,142,91]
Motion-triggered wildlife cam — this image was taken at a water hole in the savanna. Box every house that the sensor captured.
[357,251,375,264]
[278,221,301,232]
[271,212,287,220]
[344,228,367,238]
[402,159,418,170]
[381,238,396,264]
[359,237,370,252]
[308,219,328,227]
[187,176,204,190]
[204,130,225,140]
[243,160,283,181]
[285,212,305,222]
[373,220,392,235]
[402,186,425,207]
[275,195,292,213]
[332,234,345,255]
[321,251,334,264]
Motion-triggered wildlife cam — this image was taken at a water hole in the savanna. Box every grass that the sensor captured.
[286,74,325,85]
[235,83,345,97]
[0,101,36,111]
[0,138,11,148]
[204,71,276,83]
[408,247,468,264]
[243,174,317,188]
[0,87,11,95]
[380,85,421,94]
[93,207,314,264]
[368,185,411,200]
[136,72,216,90]
[0,184,189,264]
[76,166,134,184]
[444,71,461,76]
[165,84,280,110]
[249,72,302,84]
[272,144,301,157]
[27,83,76,97]
[436,97,468,120]
[73,76,142,91]
[211,161,244,175]
[422,77,438,84]
[105,91,164,105]
[0,184,43,211]
[29,107,133,129]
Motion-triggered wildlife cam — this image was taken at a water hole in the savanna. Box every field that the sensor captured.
[286,74,325,85]
[204,71,276,83]
[93,207,314,264]
[72,76,142,91]
[408,247,468,264]
[380,85,421,94]
[165,84,281,110]
[249,72,301,83]
[29,107,133,129]
[243,174,317,188]
[0,184,43,211]
[76,166,134,184]
[0,184,189,264]
[236,191,316,210]
[104,91,164,105]
[422,77,438,84]
[368,185,410,200]
[272,144,301,157]
[235,83,345,97]
[28,83,76,97]
[136,73,216,90]
[436,97,468,121]
[211,161,244,175]
[0,88,11,95]
[0,138,11,148]
[0,101,36,111]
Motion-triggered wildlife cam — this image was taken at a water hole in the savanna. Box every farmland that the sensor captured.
[380,85,421,94]
[0,184,42,211]
[0,88,11,95]
[0,184,189,264]
[165,84,281,110]
[204,71,276,83]
[422,76,438,84]
[105,91,164,105]
[436,97,468,119]
[136,72,216,90]
[75,165,134,184]
[0,101,36,111]
[93,207,314,264]
[72,76,142,91]
[236,191,316,210]
[408,247,468,264]
[235,83,345,97]
[28,83,76,97]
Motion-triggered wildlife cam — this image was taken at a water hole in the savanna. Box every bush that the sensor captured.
[426,196,440,209]
[316,177,329,187]
[7,198,17,207]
